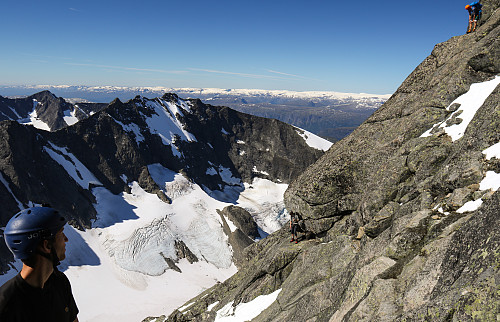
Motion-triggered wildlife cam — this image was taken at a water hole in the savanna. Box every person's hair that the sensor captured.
[20,237,56,268]
[21,256,37,268]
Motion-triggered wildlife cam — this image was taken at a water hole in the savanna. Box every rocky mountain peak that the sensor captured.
[161,92,182,102]
[0,91,107,131]
[31,90,57,99]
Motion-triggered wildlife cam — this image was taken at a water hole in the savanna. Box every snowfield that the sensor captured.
[421,76,500,214]
[18,99,51,131]
[0,164,289,322]
[295,126,333,151]
[214,289,282,322]
[421,76,500,141]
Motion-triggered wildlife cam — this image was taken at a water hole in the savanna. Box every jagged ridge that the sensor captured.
[0,92,328,278]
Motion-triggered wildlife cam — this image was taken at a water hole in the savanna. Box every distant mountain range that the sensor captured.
[0,90,330,321]
[0,85,391,141]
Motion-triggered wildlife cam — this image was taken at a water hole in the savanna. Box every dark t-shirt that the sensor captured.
[0,269,79,322]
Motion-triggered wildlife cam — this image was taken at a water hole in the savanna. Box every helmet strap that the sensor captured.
[50,246,61,267]
[36,240,61,267]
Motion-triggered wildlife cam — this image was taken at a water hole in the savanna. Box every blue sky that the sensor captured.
[1,0,469,94]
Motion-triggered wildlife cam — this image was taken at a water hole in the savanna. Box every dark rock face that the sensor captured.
[218,205,260,239]
[181,99,324,187]
[217,206,260,268]
[0,121,98,229]
[161,241,199,273]
[218,210,255,268]
[175,240,198,264]
[158,2,500,321]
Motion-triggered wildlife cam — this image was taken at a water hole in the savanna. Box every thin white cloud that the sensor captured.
[65,63,187,74]
[265,69,302,78]
[266,69,322,81]
[189,68,291,80]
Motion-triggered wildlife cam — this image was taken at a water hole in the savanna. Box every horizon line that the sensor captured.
[0,84,393,98]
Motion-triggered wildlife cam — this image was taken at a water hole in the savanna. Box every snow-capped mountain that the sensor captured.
[0,90,107,131]
[0,85,390,141]
[0,85,391,102]
[0,92,331,321]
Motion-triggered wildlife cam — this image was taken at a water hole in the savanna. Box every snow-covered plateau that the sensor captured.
[1,84,391,101]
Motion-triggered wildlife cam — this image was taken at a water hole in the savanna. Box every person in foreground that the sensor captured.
[0,206,79,322]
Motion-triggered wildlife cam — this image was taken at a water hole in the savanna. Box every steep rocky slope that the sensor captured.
[161,2,500,321]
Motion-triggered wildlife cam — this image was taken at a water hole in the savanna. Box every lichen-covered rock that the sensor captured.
[329,256,397,321]
[364,201,400,238]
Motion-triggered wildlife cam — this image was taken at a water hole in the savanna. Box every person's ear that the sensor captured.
[39,239,52,254]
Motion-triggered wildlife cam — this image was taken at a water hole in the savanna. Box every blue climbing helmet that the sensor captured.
[3,206,67,260]
[469,1,482,10]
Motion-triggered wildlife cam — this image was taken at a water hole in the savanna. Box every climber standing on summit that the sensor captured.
[466,1,483,33]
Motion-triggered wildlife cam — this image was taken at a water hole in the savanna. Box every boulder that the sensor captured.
[218,205,259,239]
